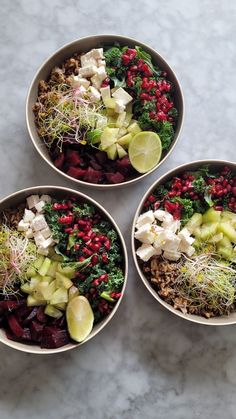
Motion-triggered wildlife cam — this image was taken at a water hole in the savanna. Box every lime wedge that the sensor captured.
[128,131,162,173]
[66,296,94,342]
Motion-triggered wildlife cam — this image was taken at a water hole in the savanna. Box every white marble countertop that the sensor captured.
[1,1,236,418]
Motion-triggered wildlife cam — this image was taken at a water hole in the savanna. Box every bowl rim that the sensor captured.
[131,159,236,326]
[26,33,185,189]
[0,185,128,354]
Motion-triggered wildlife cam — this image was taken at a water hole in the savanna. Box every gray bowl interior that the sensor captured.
[26,35,184,188]
[0,186,128,353]
[132,159,236,326]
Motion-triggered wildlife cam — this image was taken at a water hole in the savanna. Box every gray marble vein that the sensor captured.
[0,0,236,418]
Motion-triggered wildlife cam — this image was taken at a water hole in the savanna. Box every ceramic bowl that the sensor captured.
[26,34,184,189]
[0,185,128,353]
[132,159,236,326]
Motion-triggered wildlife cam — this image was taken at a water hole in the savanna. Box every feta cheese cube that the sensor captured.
[115,100,125,113]
[154,209,166,221]
[161,212,174,228]
[166,220,180,233]
[136,243,157,262]
[90,73,102,89]
[163,250,181,261]
[71,76,90,88]
[136,210,155,229]
[178,228,195,245]
[88,86,101,102]
[100,86,111,101]
[98,59,106,67]
[35,200,46,213]
[112,87,132,105]
[89,48,104,59]
[185,245,195,257]
[17,220,30,232]
[25,228,34,239]
[161,232,181,251]
[41,226,52,239]
[31,214,48,231]
[34,232,45,246]
[134,224,155,244]
[37,246,49,256]
[40,194,52,203]
[95,66,107,81]
[23,209,35,223]
[40,237,55,249]
[80,55,97,67]
[26,195,40,209]
[79,65,98,78]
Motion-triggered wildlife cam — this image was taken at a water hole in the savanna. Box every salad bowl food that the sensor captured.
[132,160,236,325]
[0,186,128,353]
[26,34,184,188]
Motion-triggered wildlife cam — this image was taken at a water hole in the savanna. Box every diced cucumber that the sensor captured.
[123,112,133,128]
[127,121,141,134]
[185,213,203,233]
[34,255,45,269]
[106,144,118,160]
[54,302,67,311]
[100,127,119,150]
[21,283,32,294]
[106,108,116,116]
[30,275,42,288]
[115,112,126,128]
[118,127,128,137]
[55,272,73,290]
[208,233,224,243]
[38,257,51,277]
[217,236,233,259]
[116,133,133,148]
[47,261,58,278]
[196,222,219,240]
[202,208,221,223]
[33,280,56,301]
[57,263,75,279]
[116,144,127,158]
[68,286,79,301]
[217,221,236,243]
[50,287,68,305]
[27,295,46,307]
[26,266,37,278]
[221,211,236,221]
[103,97,116,109]
[107,116,117,127]
[44,305,63,319]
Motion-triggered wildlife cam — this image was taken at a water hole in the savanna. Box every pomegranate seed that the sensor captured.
[149,111,156,120]
[154,202,160,210]
[92,279,100,286]
[99,274,108,282]
[78,256,85,262]
[148,194,156,203]
[130,65,138,72]
[83,247,93,256]
[104,240,111,250]
[92,243,101,252]
[215,206,223,211]
[74,244,80,251]
[100,235,107,243]
[64,227,73,233]
[91,255,99,266]
[232,187,236,196]
[122,54,131,65]
[140,92,150,100]
[77,231,85,238]
[83,235,90,242]
[102,253,108,263]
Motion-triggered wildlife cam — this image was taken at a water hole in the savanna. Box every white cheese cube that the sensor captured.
[37,246,49,256]
[154,209,166,221]
[136,210,155,229]
[80,55,97,67]
[98,59,106,67]
[161,212,174,228]
[185,246,195,257]
[17,220,30,232]
[91,73,102,89]
[26,195,40,209]
[23,209,35,223]
[40,194,52,203]
[135,224,155,244]
[35,201,46,213]
[31,214,48,231]
[34,232,45,246]
[41,227,52,239]
[162,232,181,252]
[79,65,98,78]
[178,228,195,245]
[95,66,107,81]
[71,76,90,88]
[40,237,55,249]
[163,250,181,261]
[115,100,125,114]
[112,87,132,105]
[136,243,157,262]
[90,48,104,59]
[100,86,110,100]
[166,220,180,233]
[88,86,101,102]
[25,228,34,239]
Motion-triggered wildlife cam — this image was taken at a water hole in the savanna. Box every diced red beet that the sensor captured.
[105,172,125,184]
[15,305,32,320]
[0,300,25,314]
[30,321,44,342]
[67,167,86,179]
[66,150,81,166]
[22,307,38,326]
[95,151,108,165]
[41,327,69,348]
[8,314,24,338]
[54,153,65,169]
[116,156,132,172]
[90,160,102,171]
[50,315,66,329]
[83,167,102,184]
[36,306,47,323]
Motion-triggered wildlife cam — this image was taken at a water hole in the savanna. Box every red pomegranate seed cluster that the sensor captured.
[120,48,174,122]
